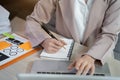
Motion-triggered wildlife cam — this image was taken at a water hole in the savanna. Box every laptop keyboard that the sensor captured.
[37,72,75,75]
[37,72,105,76]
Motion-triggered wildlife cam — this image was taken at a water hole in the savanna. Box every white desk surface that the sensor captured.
[0,17,120,80]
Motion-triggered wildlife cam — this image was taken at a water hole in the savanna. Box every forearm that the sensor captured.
[85,34,117,65]
[85,0,120,64]
[26,17,50,47]
[25,0,57,47]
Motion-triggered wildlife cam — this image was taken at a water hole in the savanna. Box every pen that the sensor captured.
[41,23,66,49]
[41,23,58,40]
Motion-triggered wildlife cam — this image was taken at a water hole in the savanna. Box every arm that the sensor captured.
[85,0,120,64]
[69,0,120,75]
[25,0,57,47]
[26,0,66,53]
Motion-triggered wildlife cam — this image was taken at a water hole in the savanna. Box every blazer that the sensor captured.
[26,0,120,64]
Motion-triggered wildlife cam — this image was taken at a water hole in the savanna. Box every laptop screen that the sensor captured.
[17,74,120,80]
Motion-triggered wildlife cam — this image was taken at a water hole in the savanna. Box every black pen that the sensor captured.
[41,23,66,49]
[41,23,58,40]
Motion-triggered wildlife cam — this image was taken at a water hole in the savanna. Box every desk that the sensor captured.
[0,17,42,80]
[0,17,120,80]
[107,53,120,76]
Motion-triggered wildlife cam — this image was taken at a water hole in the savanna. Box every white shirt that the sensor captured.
[70,0,93,42]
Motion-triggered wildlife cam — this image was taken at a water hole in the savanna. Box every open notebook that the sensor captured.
[40,38,74,60]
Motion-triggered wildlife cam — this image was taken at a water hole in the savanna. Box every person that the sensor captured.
[26,0,120,75]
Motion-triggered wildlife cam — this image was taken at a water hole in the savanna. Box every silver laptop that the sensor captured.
[17,74,120,80]
[30,60,110,76]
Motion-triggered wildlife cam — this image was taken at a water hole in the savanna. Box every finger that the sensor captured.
[54,40,65,47]
[49,48,59,53]
[51,43,61,50]
[68,61,76,70]
[82,64,91,75]
[76,69,82,75]
[51,48,59,53]
[59,40,67,45]
[48,40,62,49]
[76,62,87,75]
[45,47,59,53]
[90,64,95,75]
[75,60,83,70]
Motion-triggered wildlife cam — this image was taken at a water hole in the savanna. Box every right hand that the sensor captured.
[41,38,66,53]
[68,55,95,75]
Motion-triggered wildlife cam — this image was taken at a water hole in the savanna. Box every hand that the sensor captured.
[68,55,95,75]
[41,38,66,53]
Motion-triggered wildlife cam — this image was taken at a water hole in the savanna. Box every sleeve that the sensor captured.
[25,0,57,47]
[85,0,120,65]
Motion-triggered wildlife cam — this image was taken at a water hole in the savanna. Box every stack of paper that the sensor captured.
[40,38,74,60]
[0,5,11,34]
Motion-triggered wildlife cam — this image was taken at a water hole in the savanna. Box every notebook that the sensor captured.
[40,38,74,60]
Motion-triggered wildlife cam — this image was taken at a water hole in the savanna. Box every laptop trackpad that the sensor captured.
[31,60,76,73]
[30,60,110,76]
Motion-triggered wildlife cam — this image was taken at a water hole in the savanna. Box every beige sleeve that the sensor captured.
[25,0,57,47]
[85,0,120,65]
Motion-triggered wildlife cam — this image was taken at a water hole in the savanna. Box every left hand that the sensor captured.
[68,55,95,75]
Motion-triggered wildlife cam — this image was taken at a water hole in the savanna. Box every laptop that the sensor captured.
[30,60,110,76]
[17,74,120,80]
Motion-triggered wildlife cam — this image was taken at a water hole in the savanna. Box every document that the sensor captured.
[40,38,74,60]
[0,33,36,69]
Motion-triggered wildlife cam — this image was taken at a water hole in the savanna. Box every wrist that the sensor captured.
[84,54,96,62]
